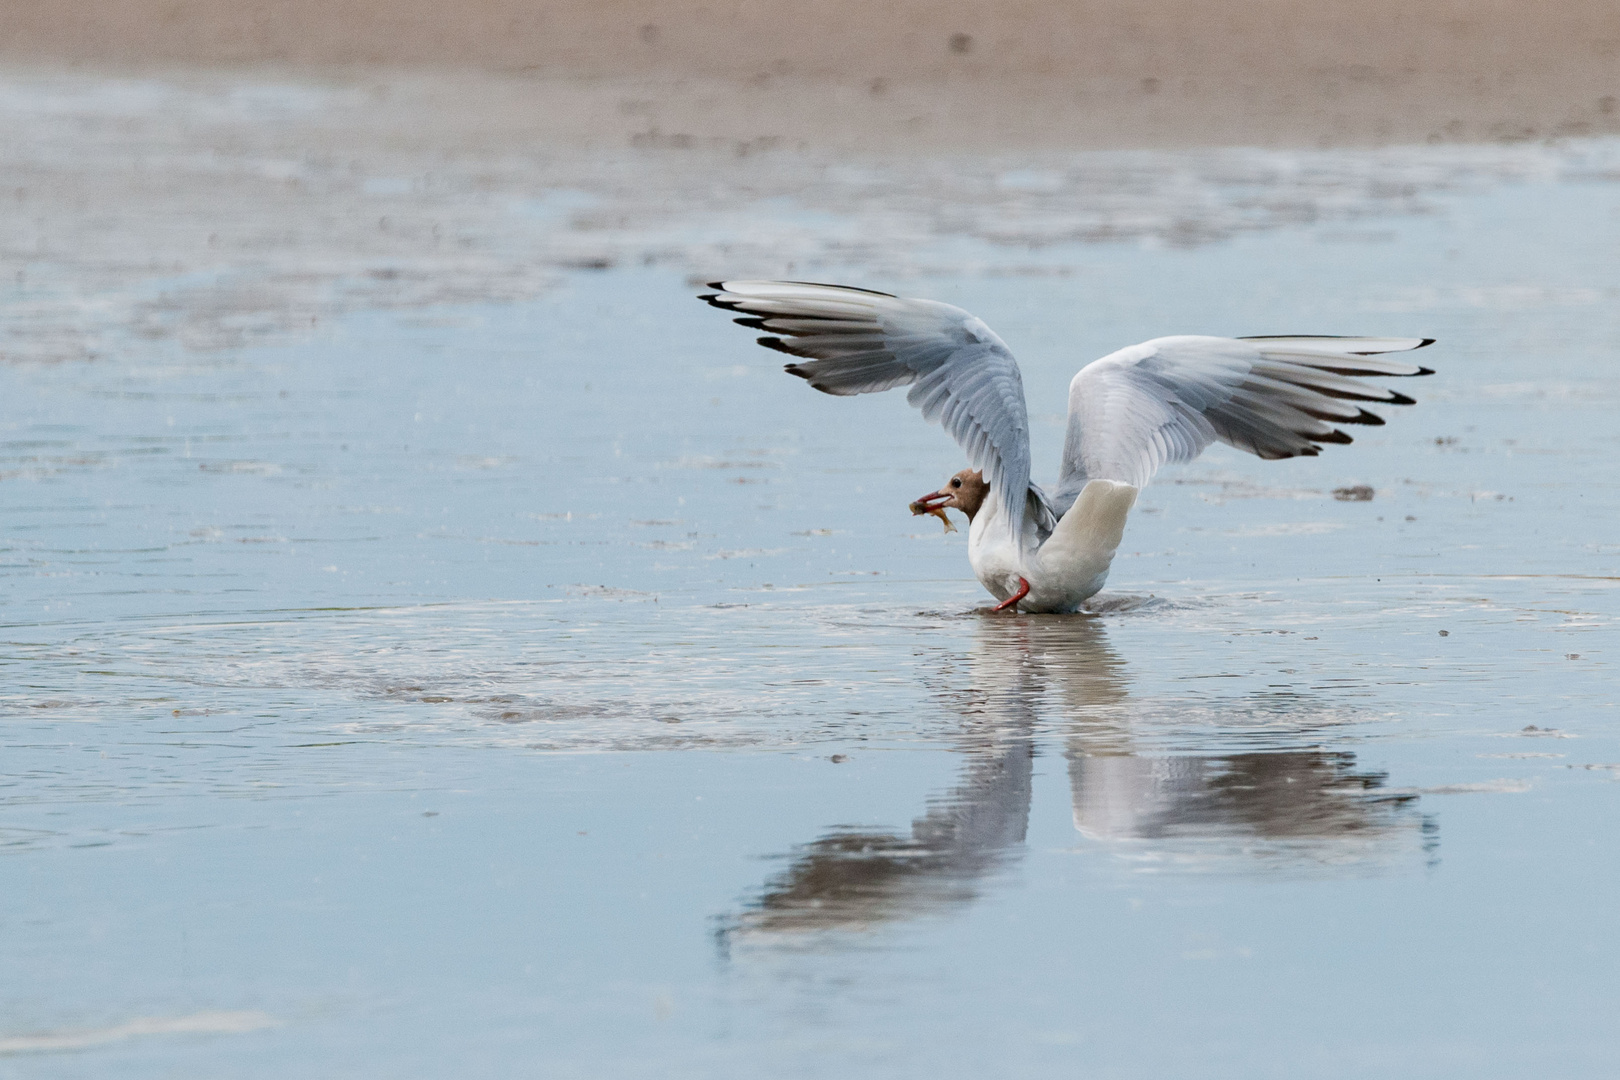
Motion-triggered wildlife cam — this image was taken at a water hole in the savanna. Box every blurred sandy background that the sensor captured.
[3,0,1618,149]
[3,2,1618,364]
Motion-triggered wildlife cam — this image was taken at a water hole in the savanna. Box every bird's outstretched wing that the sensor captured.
[1058,334,1435,498]
[701,281,1044,545]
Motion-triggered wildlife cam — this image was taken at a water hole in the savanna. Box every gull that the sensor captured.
[700,281,1434,613]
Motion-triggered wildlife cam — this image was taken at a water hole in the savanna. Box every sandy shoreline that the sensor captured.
[3,60,1607,366]
[4,5,1619,364]
[3,1,1619,150]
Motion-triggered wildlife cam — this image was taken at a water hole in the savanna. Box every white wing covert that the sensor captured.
[1058,334,1434,497]
[702,280,1047,545]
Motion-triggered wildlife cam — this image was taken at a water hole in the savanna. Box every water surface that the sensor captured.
[2,77,1619,1078]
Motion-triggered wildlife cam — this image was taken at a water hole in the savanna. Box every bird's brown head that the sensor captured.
[913,469,990,522]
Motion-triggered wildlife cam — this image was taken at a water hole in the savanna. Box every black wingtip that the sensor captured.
[758,337,798,356]
[1316,429,1354,445]
[733,316,770,331]
[1239,334,1354,341]
[706,281,727,290]
[1388,390,1418,406]
[1415,366,1436,376]
[1352,338,1436,355]
[778,279,898,298]
[1352,409,1386,426]
[783,363,811,380]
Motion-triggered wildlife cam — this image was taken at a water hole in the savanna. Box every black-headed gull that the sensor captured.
[700,281,1433,613]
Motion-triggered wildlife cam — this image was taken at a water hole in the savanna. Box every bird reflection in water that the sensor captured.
[724,615,1434,942]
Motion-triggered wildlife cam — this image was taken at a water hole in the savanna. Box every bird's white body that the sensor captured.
[970,479,1140,613]
[702,280,1433,612]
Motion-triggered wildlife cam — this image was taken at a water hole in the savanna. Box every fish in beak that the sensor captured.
[908,488,957,532]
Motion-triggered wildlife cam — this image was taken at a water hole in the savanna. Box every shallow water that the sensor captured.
[3,76,1620,1078]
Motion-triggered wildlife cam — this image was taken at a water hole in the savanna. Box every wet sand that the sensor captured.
[5,0,1613,364]
[3,0,1619,149]
[0,64,1600,368]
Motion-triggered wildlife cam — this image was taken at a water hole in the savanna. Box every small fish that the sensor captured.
[908,500,957,533]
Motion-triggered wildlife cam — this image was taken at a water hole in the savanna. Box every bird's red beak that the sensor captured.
[913,489,951,511]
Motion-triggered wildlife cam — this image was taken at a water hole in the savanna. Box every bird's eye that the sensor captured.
[950,478,961,488]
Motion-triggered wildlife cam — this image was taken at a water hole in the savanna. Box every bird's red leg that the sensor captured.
[992,577,1030,612]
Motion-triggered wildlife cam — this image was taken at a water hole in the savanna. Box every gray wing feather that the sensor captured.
[702,281,1045,545]
[1058,335,1434,497]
